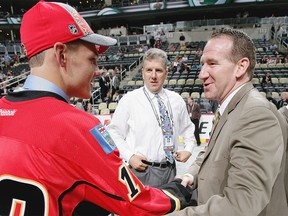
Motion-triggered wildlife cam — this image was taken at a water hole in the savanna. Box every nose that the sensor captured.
[94,66,100,78]
[199,65,208,80]
[151,70,157,78]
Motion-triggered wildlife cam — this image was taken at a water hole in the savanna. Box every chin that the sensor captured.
[79,92,91,100]
[151,90,160,94]
[150,86,160,93]
[83,94,91,99]
[203,92,212,100]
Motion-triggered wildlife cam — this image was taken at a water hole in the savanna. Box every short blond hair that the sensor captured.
[143,48,168,69]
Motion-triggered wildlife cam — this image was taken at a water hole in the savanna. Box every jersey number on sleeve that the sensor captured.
[119,165,141,201]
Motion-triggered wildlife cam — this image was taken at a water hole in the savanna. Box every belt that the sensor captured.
[142,160,175,168]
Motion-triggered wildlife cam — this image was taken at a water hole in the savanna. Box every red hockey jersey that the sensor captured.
[0,91,193,216]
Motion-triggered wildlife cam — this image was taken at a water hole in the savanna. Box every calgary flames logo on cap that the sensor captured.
[71,10,93,36]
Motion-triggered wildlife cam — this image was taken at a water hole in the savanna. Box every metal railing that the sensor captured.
[91,87,101,106]
[0,71,29,89]
[120,69,127,81]
[128,55,143,73]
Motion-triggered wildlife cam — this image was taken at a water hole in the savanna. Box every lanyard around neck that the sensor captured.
[143,88,174,129]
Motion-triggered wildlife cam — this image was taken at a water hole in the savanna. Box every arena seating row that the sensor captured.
[2,37,287,113]
[124,62,288,93]
[120,36,287,99]
[0,43,22,56]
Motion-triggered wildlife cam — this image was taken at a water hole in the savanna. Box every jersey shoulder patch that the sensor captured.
[90,124,116,154]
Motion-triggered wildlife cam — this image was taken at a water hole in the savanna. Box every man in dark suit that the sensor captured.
[187,97,201,146]
[168,28,288,216]
[111,70,120,99]
[98,71,108,101]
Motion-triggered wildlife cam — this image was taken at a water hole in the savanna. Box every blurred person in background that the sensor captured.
[277,92,288,109]
[187,97,201,146]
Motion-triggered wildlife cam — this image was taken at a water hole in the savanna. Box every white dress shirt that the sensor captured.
[107,86,195,163]
[218,83,246,116]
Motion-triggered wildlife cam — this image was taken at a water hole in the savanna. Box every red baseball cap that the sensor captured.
[20,0,117,59]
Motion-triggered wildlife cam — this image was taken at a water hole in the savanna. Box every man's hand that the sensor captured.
[129,154,148,171]
[174,150,191,162]
[175,174,194,187]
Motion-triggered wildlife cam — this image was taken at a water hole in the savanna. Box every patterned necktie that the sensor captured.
[211,109,220,134]
[155,94,174,163]
[155,94,173,133]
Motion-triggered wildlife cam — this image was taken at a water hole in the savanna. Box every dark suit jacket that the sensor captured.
[187,103,201,119]
[98,76,108,97]
[98,76,107,89]
[168,83,288,216]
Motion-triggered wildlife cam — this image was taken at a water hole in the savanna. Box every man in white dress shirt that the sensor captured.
[107,48,195,187]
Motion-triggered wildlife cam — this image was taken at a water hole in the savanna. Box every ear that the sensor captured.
[236,57,249,79]
[54,42,67,67]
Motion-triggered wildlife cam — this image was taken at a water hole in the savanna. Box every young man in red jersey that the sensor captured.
[0,1,193,215]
